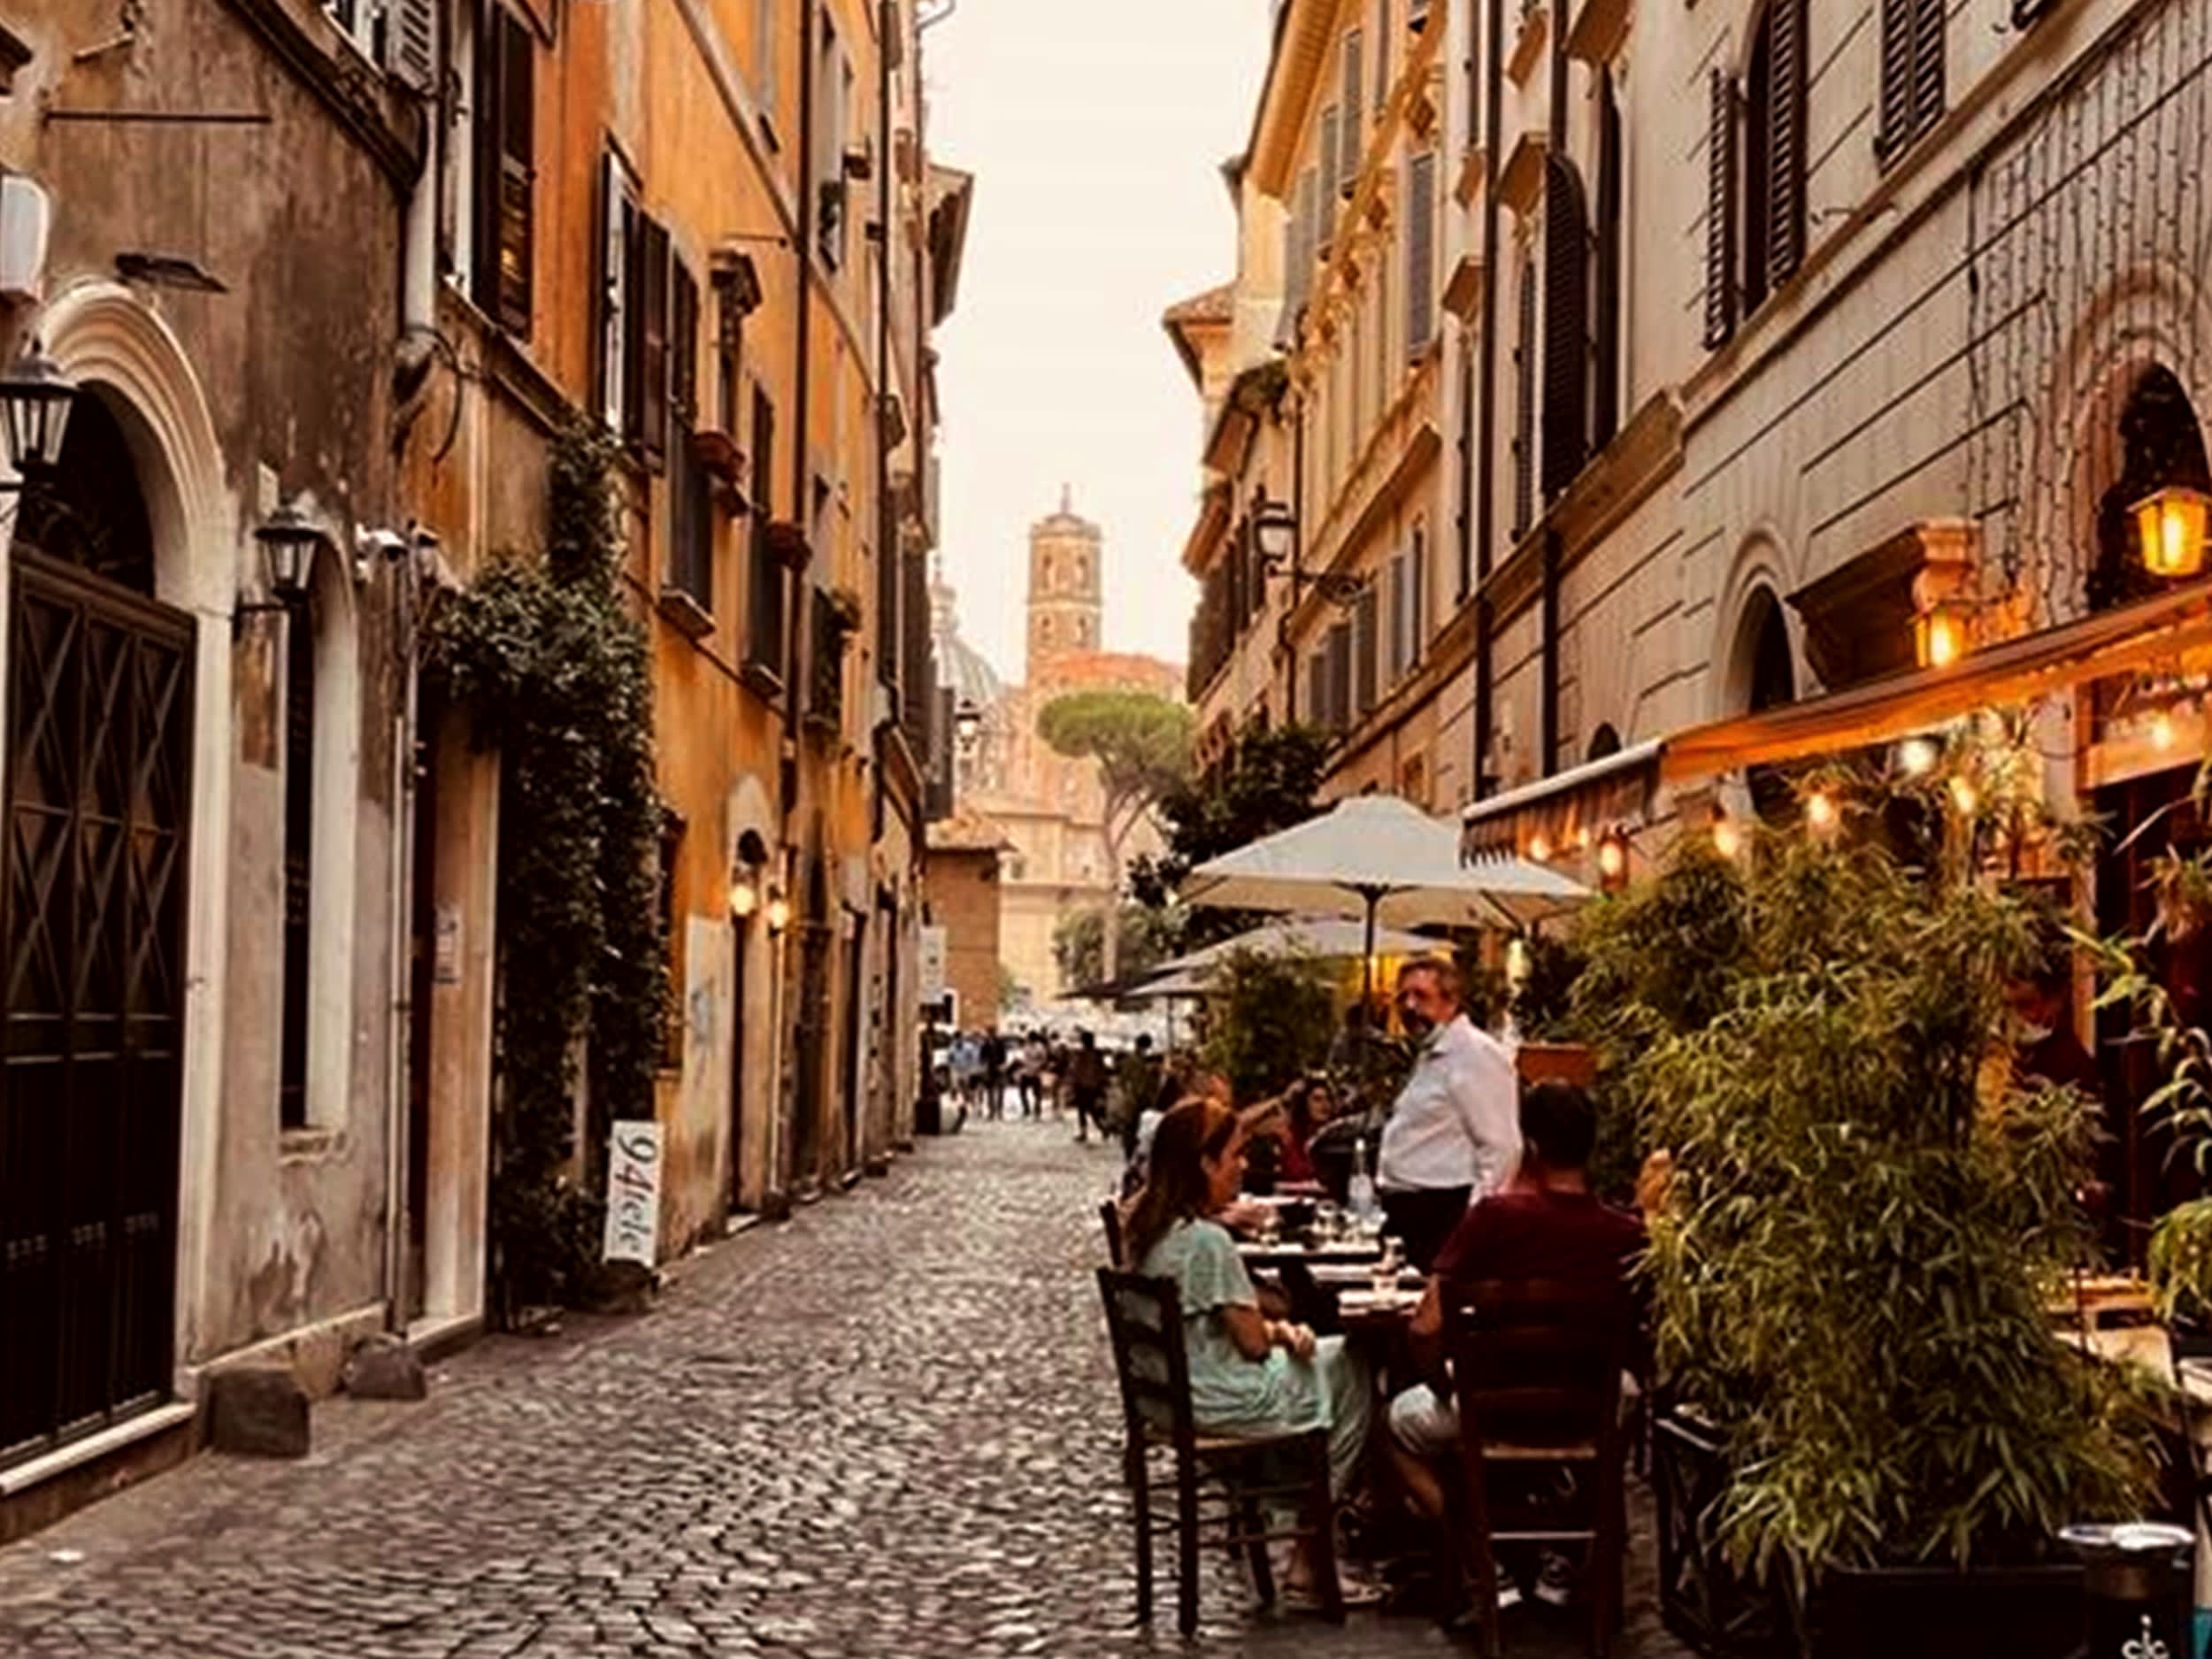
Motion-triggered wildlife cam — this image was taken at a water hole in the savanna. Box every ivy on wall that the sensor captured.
[429,419,669,1321]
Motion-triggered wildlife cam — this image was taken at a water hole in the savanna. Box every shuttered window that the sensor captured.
[1374,0,1391,112]
[1540,155,1591,500]
[1763,0,1808,294]
[1878,0,1946,161]
[1409,524,1427,657]
[668,264,712,612]
[1307,649,1328,731]
[1594,73,1623,449]
[1405,150,1437,357]
[1387,550,1408,682]
[1326,621,1354,733]
[1703,71,1739,348]
[747,388,785,682]
[472,5,534,336]
[390,0,435,90]
[1344,32,1365,166]
[1512,259,1537,539]
[638,217,671,465]
[597,154,636,432]
[1355,586,1380,718]
[1320,108,1341,246]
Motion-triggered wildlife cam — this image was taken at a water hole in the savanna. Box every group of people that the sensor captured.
[943,1026,1164,1143]
[1110,956,1654,1619]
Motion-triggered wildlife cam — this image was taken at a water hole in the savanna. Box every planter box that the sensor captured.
[1654,1407,2086,1659]
[1516,1041,1597,1087]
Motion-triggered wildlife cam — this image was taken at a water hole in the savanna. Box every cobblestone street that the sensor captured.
[0,1124,1687,1657]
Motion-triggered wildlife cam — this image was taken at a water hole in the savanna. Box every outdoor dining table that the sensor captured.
[1235,1237,1386,1270]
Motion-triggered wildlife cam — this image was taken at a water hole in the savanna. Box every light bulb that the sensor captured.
[1949,776,1978,816]
[1806,791,1837,832]
[2153,710,2177,751]
[1712,819,1741,860]
[1528,833,1553,863]
[1899,738,1939,777]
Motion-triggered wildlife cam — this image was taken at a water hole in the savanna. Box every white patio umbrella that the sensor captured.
[1179,794,1588,1004]
[1122,917,1440,1003]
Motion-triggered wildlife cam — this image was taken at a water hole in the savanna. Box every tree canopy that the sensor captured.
[1127,724,1332,939]
[1035,689,1194,841]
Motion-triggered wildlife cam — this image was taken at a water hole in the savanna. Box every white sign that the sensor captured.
[918,925,949,1006]
[602,1120,663,1265]
[433,904,463,986]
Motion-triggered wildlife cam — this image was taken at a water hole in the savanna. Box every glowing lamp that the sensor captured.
[1711,818,1741,861]
[1527,833,1553,863]
[1898,737,1939,777]
[1805,791,1838,833]
[1948,776,1978,817]
[2134,485,2212,580]
[1595,830,1629,889]
[1913,602,1970,670]
[730,878,761,920]
[2153,710,2178,752]
[765,888,793,934]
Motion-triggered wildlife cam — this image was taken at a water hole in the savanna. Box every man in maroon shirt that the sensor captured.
[1384,1080,1647,1549]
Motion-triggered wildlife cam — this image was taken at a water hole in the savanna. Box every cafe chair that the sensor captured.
[1443,1279,1632,1659]
[1095,1267,1346,1637]
[1099,1198,1126,1268]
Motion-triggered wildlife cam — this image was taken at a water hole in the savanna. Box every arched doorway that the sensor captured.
[1,388,193,1465]
[2090,365,2212,613]
[1732,588,1797,822]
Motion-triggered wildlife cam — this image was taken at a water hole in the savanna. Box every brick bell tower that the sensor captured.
[1025,485,1103,683]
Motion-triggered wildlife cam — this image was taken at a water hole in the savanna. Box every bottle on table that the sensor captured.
[1348,1136,1379,1231]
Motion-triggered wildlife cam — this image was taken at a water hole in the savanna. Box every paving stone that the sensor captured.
[0,1123,1689,1657]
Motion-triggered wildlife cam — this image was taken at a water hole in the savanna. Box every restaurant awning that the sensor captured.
[1460,739,1665,860]
[1660,576,2212,785]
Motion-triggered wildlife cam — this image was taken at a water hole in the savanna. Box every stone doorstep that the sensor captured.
[0,1404,198,1502]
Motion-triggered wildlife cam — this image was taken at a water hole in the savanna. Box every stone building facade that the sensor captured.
[0,0,964,1531]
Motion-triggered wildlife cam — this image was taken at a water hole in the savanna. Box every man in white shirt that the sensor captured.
[1377,957,1521,1271]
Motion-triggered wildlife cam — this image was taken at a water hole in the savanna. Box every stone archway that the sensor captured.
[28,281,236,1373]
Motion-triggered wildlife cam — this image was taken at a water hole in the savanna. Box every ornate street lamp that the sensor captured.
[2133,485,2211,580]
[0,349,76,486]
[1253,495,1298,574]
[236,503,323,629]
[953,698,983,759]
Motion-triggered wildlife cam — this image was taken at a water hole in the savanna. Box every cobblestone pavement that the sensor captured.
[0,1122,1691,1658]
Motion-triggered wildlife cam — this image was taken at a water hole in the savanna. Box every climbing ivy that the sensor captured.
[429,419,668,1322]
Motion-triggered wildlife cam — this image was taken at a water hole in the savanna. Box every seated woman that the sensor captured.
[1125,1097,1379,1605]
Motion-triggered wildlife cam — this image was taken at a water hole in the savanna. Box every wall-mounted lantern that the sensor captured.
[2134,485,2211,580]
[0,348,76,485]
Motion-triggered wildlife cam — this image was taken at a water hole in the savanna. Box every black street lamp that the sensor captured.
[237,503,324,628]
[0,349,77,487]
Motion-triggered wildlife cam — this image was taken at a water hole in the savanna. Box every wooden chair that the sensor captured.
[1095,1267,1346,1637]
[1099,1198,1125,1268]
[1442,1279,1632,1658]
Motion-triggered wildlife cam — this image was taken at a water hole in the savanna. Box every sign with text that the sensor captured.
[918,926,948,1006]
[602,1120,663,1265]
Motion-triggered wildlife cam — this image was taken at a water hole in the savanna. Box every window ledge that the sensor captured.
[741,660,787,703]
[657,586,717,641]
[280,1125,346,1164]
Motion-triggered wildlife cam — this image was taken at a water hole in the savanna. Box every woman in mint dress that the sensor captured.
[1124,1096,1376,1603]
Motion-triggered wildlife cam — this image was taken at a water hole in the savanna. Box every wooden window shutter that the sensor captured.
[1410,526,1427,654]
[1296,167,1319,304]
[1355,586,1379,718]
[1387,551,1407,680]
[495,10,536,334]
[1878,0,1913,157]
[391,0,436,92]
[1765,0,1808,292]
[1405,151,1436,357]
[1703,68,1739,349]
[1541,155,1591,499]
[637,217,670,462]
[1909,0,1946,141]
[596,155,629,432]
[749,388,783,679]
[471,12,503,324]
[1594,73,1623,449]
[1320,108,1340,243]
[1513,260,1537,538]
[672,263,701,424]
[1344,32,1365,165]
[1374,0,1391,111]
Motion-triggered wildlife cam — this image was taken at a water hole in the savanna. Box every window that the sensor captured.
[1512,257,1537,539]
[667,262,712,611]
[1326,621,1354,733]
[1354,585,1379,719]
[598,152,673,465]
[747,386,785,682]
[1320,108,1341,248]
[471,4,534,335]
[1388,549,1409,680]
[1307,649,1327,727]
[1877,0,1945,162]
[1374,0,1391,114]
[755,0,780,129]
[280,592,317,1132]
[598,152,638,434]
[710,260,750,437]
[1594,72,1624,450]
[1343,31,1364,166]
[1409,522,1428,657]
[1541,155,1592,500]
[815,12,852,269]
[1404,151,1437,357]
[1704,0,1808,347]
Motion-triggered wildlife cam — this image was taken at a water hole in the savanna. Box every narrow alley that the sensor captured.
[0,1126,1680,1658]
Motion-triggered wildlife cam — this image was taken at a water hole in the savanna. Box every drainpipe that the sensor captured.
[1280,390,1307,726]
[870,0,895,852]
[1472,0,1502,797]
[787,0,818,799]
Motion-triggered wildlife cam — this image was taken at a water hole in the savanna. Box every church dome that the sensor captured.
[931,565,1006,710]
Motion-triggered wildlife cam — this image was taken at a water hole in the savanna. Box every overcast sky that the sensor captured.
[925,2,1268,680]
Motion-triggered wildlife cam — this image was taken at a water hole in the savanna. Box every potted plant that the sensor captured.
[1615,806,2166,1658]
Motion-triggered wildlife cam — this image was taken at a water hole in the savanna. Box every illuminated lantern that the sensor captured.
[1913,601,1970,670]
[2134,485,2212,580]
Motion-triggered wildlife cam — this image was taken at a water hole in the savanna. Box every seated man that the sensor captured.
[1385,1080,1646,1606]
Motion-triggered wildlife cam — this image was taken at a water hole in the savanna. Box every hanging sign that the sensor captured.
[918,925,949,1007]
[602,1120,663,1265]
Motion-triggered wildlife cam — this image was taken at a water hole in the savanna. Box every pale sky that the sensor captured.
[926,2,1269,680]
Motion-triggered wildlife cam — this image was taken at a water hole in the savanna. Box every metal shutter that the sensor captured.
[1541,155,1590,499]
[1703,69,1739,349]
[1405,151,1436,357]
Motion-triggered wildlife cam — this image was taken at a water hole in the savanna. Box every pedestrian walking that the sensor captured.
[1068,1030,1110,1143]
[1019,1033,1048,1118]
[980,1029,1009,1120]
